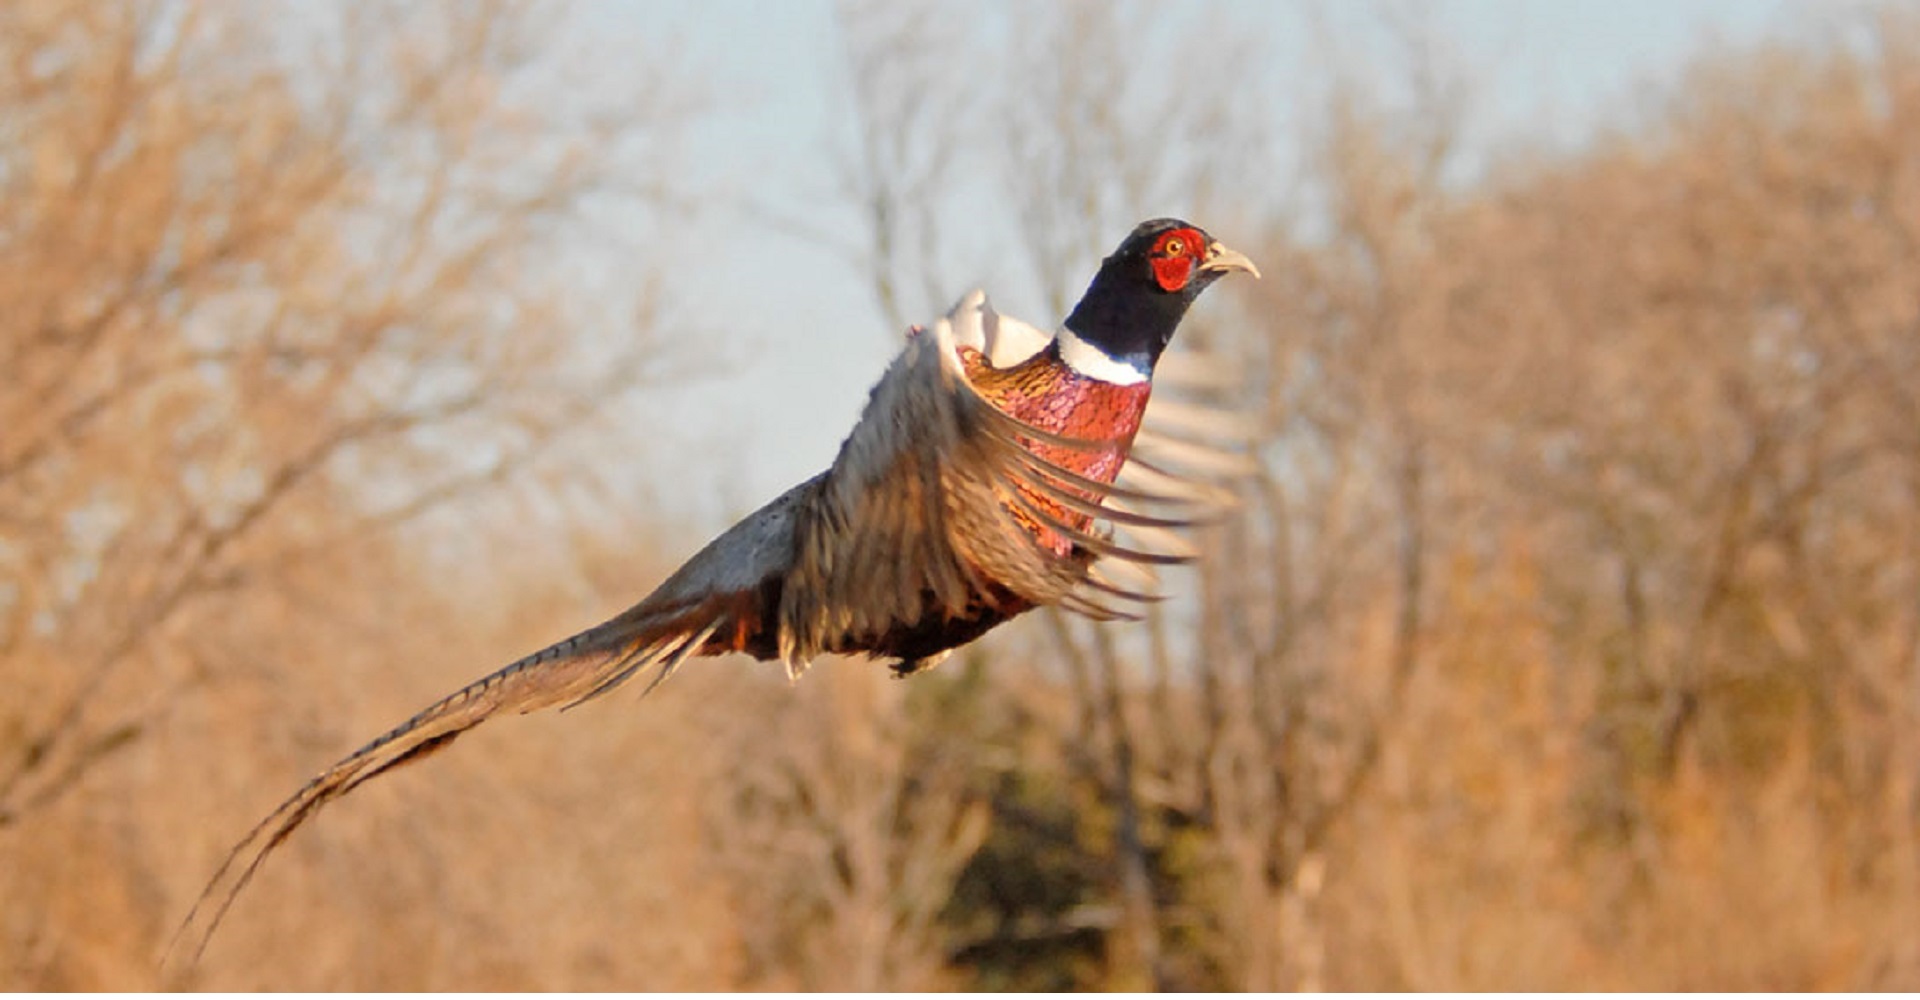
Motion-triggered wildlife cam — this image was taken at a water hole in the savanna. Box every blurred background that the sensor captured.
[4,0,1917,989]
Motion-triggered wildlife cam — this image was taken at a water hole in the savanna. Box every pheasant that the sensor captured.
[173,217,1258,961]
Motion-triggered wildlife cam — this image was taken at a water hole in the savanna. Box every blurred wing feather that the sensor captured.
[780,299,1247,659]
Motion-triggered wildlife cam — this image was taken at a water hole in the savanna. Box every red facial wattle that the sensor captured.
[1148,226,1206,291]
[1151,254,1194,291]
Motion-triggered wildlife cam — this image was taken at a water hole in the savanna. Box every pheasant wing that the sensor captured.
[777,294,1239,659]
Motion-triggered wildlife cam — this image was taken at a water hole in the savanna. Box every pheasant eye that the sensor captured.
[1161,237,1185,257]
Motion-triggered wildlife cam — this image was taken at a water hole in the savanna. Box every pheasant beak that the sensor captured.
[1201,241,1260,280]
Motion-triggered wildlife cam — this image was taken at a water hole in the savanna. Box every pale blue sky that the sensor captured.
[550,1,1809,524]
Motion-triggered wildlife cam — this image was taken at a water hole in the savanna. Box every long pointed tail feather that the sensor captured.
[167,598,730,972]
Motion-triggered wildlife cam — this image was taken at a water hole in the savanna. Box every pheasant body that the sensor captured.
[172,218,1258,965]
[960,344,1149,552]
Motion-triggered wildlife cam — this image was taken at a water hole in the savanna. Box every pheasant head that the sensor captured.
[1057,218,1260,382]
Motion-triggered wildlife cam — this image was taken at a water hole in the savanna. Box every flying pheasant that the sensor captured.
[173,217,1258,960]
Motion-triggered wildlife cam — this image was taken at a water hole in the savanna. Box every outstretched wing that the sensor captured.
[169,478,817,968]
[777,291,1247,665]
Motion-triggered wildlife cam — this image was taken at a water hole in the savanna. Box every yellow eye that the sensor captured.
[1162,238,1185,257]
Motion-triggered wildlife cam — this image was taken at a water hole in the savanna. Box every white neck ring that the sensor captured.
[1055,328,1149,385]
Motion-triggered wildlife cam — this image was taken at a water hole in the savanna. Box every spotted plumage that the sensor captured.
[170,218,1258,966]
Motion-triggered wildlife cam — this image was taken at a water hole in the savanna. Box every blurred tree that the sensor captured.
[9,0,1920,990]
[703,663,991,991]
[0,0,693,986]
[822,0,1920,990]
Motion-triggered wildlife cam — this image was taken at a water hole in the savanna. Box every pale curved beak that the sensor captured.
[1201,241,1260,280]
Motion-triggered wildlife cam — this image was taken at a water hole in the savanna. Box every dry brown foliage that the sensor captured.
[5,0,1918,990]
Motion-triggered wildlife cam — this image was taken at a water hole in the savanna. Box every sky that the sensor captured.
[548,0,1807,527]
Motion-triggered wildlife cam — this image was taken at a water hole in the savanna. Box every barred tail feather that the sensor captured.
[167,598,731,971]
